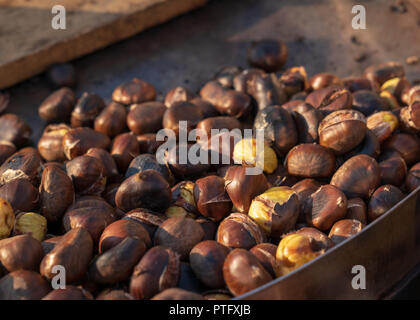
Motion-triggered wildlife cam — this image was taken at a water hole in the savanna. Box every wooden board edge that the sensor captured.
[0,0,208,89]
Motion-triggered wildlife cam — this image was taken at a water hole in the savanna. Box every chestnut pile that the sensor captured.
[0,39,419,300]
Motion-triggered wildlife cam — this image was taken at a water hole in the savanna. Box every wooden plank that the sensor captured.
[0,0,207,89]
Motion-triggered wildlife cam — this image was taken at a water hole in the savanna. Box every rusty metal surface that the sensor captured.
[3,0,420,299]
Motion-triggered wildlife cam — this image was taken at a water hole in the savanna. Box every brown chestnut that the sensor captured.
[331,154,380,199]
[200,81,252,118]
[115,169,172,213]
[154,217,204,260]
[0,147,42,187]
[165,143,210,179]
[42,286,92,300]
[216,213,265,250]
[0,270,51,300]
[125,154,172,183]
[196,217,217,241]
[223,248,272,296]
[127,102,166,134]
[0,114,32,148]
[71,92,105,128]
[39,165,74,222]
[111,132,140,173]
[94,102,127,138]
[328,219,363,245]
[196,116,241,138]
[214,66,243,88]
[0,141,16,166]
[86,148,119,180]
[305,86,353,114]
[318,109,366,155]
[249,243,277,277]
[364,61,405,85]
[163,101,203,135]
[112,78,156,105]
[194,175,232,222]
[0,235,44,272]
[0,179,39,213]
[99,219,151,253]
[62,127,110,160]
[368,185,405,222]
[137,133,164,154]
[379,155,407,187]
[224,166,268,213]
[291,103,323,143]
[247,39,288,72]
[37,124,71,162]
[130,246,180,299]
[166,181,198,219]
[367,111,399,143]
[164,86,195,108]
[89,237,146,285]
[123,208,167,239]
[406,162,420,193]
[345,198,367,225]
[254,105,298,155]
[352,90,387,116]
[383,133,420,165]
[190,97,219,118]
[66,155,106,196]
[38,87,75,123]
[286,144,336,178]
[189,240,230,289]
[309,73,342,91]
[295,227,334,252]
[40,227,93,284]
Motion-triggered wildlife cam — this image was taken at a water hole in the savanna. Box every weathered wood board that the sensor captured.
[0,0,207,89]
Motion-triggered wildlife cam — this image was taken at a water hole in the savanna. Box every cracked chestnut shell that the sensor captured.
[367,111,399,143]
[305,86,352,115]
[248,186,300,238]
[127,102,166,134]
[0,270,51,300]
[123,208,167,239]
[38,87,75,123]
[200,81,252,118]
[0,235,44,272]
[295,227,334,252]
[37,124,71,162]
[331,154,380,199]
[0,114,32,148]
[0,147,42,187]
[328,219,364,245]
[247,39,288,72]
[99,219,151,253]
[254,105,298,155]
[39,165,74,223]
[318,109,367,155]
[62,127,110,160]
[154,217,205,260]
[71,92,106,128]
[286,144,336,178]
[0,178,39,213]
[304,184,348,231]
[166,181,198,219]
[189,240,230,289]
[94,102,127,138]
[89,237,146,285]
[194,175,232,222]
[112,78,156,105]
[116,169,172,213]
[224,166,268,213]
[66,155,106,196]
[406,162,420,193]
[223,248,272,296]
[40,227,93,284]
[130,246,180,300]
[216,213,265,249]
[368,185,405,222]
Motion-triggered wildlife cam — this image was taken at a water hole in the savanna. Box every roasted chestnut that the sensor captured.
[216,213,265,249]
[0,141,16,167]
[364,61,405,85]
[85,148,119,180]
[162,101,203,135]
[406,162,420,193]
[0,179,39,213]
[37,124,71,162]
[127,102,166,134]
[318,109,366,155]
[328,219,363,244]
[166,181,198,219]
[116,169,172,213]
[309,73,342,91]
[368,185,405,221]
[247,39,288,72]
[286,144,336,178]
[379,154,407,187]
[94,102,127,138]
[194,175,232,222]
[367,111,399,143]
[383,133,420,165]
[71,92,106,128]
[164,86,195,108]
[305,86,352,115]
[112,78,156,105]
[0,114,32,148]
[38,88,75,123]
[294,227,334,252]
[125,154,172,183]
[249,243,277,277]
[331,154,380,199]
[0,270,51,300]
[345,198,367,225]
[62,127,110,160]
[352,90,387,116]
